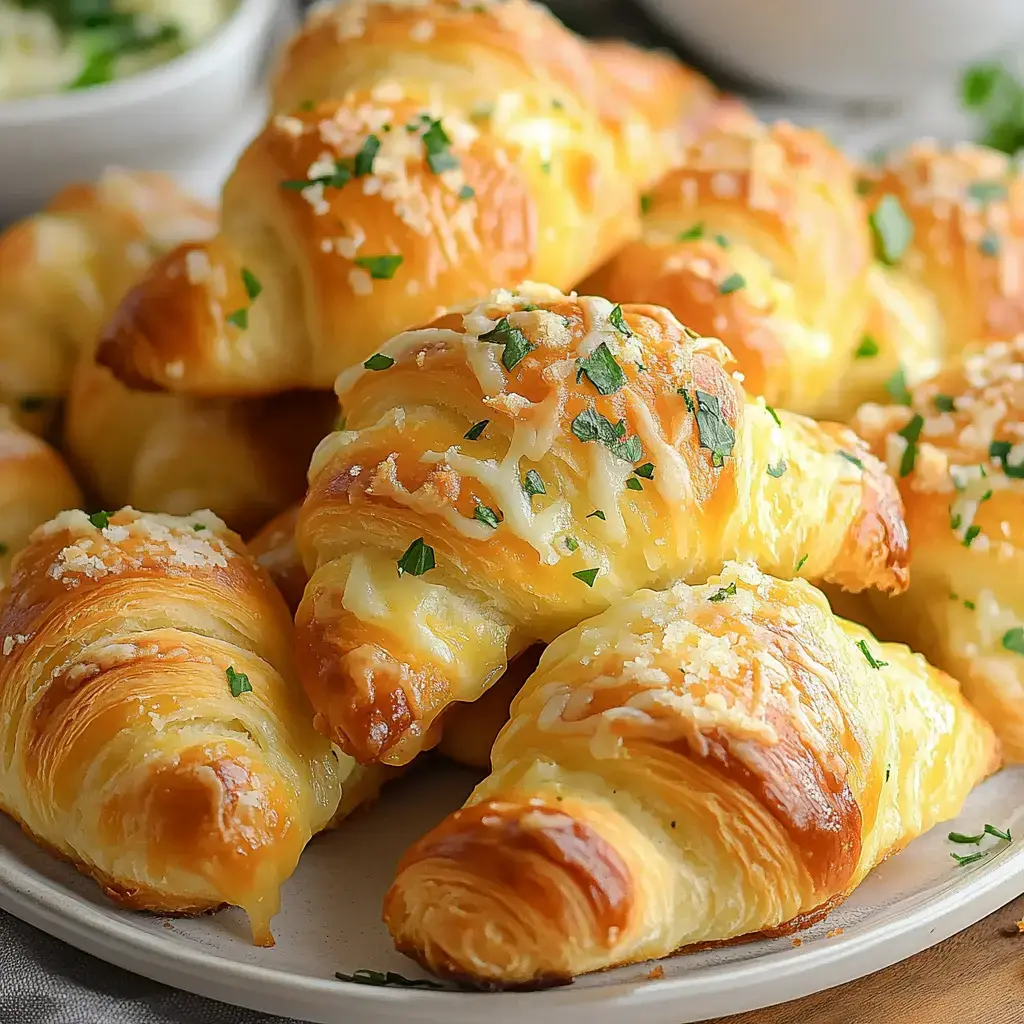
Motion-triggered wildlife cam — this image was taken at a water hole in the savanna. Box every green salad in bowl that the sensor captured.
[0,0,238,100]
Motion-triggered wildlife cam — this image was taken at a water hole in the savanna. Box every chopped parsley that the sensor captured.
[626,477,644,491]
[965,599,976,610]
[355,254,404,280]
[765,405,782,427]
[193,523,206,532]
[767,459,787,478]
[855,335,879,359]
[458,184,476,200]
[948,831,984,844]
[963,524,981,547]
[577,342,626,395]
[693,390,735,467]
[226,666,252,698]
[989,440,1024,477]
[363,353,395,371]
[335,970,444,990]
[714,233,730,248]
[573,568,600,587]
[679,388,695,413]
[933,394,956,413]
[677,223,704,241]
[897,413,925,477]
[708,582,737,602]
[397,538,435,576]
[869,194,913,264]
[570,409,643,463]
[479,316,535,371]
[587,509,606,521]
[523,470,546,498]
[718,272,745,295]
[856,638,889,670]
[226,308,249,330]
[838,450,865,471]
[795,554,809,572]
[421,119,459,173]
[241,268,262,301]
[950,510,962,530]
[464,419,488,441]
[353,134,381,177]
[640,193,653,214]
[282,159,353,192]
[88,511,112,530]
[608,304,633,337]
[950,851,988,867]
[634,462,655,479]
[979,231,1001,256]
[967,180,1008,204]
[1002,627,1024,656]
[985,824,1012,841]
[884,367,912,405]
[473,504,501,529]
[565,536,579,553]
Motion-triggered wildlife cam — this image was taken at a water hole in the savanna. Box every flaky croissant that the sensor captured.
[384,561,1000,988]
[0,169,215,431]
[0,410,82,589]
[853,336,1024,761]
[581,116,875,418]
[96,0,709,396]
[296,284,908,767]
[0,508,344,946]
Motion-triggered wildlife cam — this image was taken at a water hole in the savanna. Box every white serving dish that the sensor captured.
[636,0,1024,103]
[0,0,281,224]
[1,761,1022,1024]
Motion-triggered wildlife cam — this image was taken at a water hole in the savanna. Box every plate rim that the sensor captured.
[1,810,1023,1024]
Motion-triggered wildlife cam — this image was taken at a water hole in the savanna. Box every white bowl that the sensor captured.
[636,0,1024,102]
[0,0,281,224]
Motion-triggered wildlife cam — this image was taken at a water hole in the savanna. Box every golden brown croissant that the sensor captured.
[581,117,875,418]
[96,1,709,396]
[384,561,1000,988]
[0,410,82,589]
[0,169,215,431]
[0,508,343,945]
[852,335,1024,760]
[296,284,909,768]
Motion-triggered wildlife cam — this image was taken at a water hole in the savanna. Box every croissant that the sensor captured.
[0,169,215,431]
[0,411,82,589]
[852,335,1024,760]
[384,561,1000,988]
[295,284,909,767]
[0,508,344,946]
[96,0,710,396]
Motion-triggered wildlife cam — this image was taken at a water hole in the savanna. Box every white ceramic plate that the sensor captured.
[1,762,1022,1024]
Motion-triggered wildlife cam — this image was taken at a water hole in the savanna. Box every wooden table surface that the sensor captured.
[711,896,1024,1024]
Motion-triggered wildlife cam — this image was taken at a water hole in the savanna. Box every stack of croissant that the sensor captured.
[1,0,1022,989]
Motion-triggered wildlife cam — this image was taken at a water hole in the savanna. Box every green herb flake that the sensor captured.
[979,231,1001,257]
[88,511,112,530]
[869,194,914,265]
[933,394,957,413]
[193,523,206,532]
[573,568,600,587]
[963,524,982,547]
[353,134,381,177]
[989,440,1024,477]
[714,233,730,248]
[967,180,1008,204]
[795,553,809,572]
[281,160,353,192]
[397,538,435,577]
[708,582,737,603]
[985,824,1012,842]
[965,599,977,610]
[765,405,782,427]
[363,353,395,371]
[1002,627,1024,656]
[677,223,704,241]
[523,469,546,498]
[570,408,643,463]
[241,268,262,301]
[950,851,988,867]
[694,390,736,466]
[422,119,459,174]
[464,419,489,441]
[679,388,695,413]
[608,304,634,337]
[479,316,535,371]
[565,536,579,553]
[718,272,746,295]
[458,184,476,200]
[838,450,865,471]
[884,367,912,405]
[577,342,627,395]
[473,504,501,529]
[335,970,444,990]
[634,462,655,479]
[355,254,404,280]
[897,413,925,477]
[226,308,249,330]
[587,509,606,521]
[948,831,985,844]
[855,335,880,359]
[856,638,889,670]
[640,193,653,215]
[767,459,788,478]
[226,666,252,698]
[626,477,644,491]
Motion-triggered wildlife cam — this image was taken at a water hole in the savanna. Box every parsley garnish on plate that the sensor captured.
[692,390,735,467]
[573,568,600,587]
[884,366,912,405]
[397,538,435,577]
[565,536,579,553]
[473,504,500,529]
[708,582,737,603]
[355,255,404,280]
[948,831,985,844]
[838,450,865,471]
[480,317,535,371]
[464,419,488,441]
[353,134,381,177]
[577,342,626,395]
[634,462,655,480]
[226,666,252,698]
[963,524,982,547]
[626,478,643,491]
[282,160,353,192]
[765,405,782,427]
[422,119,459,173]
[767,459,787,478]
[855,335,879,359]
[522,470,546,498]
[363,353,395,371]
[677,223,703,241]
[897,413,925,477]
[718,272,745,295]
[795,554,809,572]
[961,62,1024,155]
[869,194,913,265]
[933,394,956,413]
[1002,627,1024,655]
[856,638,888,670]
[986,824,1012,841]
[570,409,643,463]
[989,440,1024,477]
[88,511,112,530]
[950,851,988,867]
[335,969,444,990]
[458,184,475,200]
[587,509,606,521]
[241,268,262,301]
[608,304,633,337]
